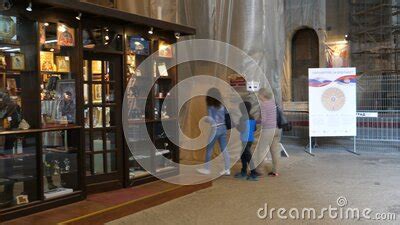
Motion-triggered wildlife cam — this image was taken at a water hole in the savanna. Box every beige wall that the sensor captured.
[116,0,178,23]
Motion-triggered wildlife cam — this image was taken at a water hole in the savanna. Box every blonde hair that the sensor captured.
[258,88,273,100]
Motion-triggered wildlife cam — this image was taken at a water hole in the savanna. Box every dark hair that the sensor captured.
[206,88,222,107]
[65,91,72,97]
[240,101,253,119]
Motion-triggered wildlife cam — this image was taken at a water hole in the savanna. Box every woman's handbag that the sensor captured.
[276,105,292,131]
[225,112,232,130]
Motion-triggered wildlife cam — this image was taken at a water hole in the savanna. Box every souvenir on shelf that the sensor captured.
[92,84,102,103]
[40,51,55,72]
[6,78,17,95]
[157,62,168,77]
[92,60,102,74]
[158,40,173,58]
[56,56,70,73]
[55,80,76,123]
[39,22,46,44]
[129,36,149,55]
[0,54,6,69]
[11,53,25,71]
[127,54,137,76]
[0,15,17,42]
[57,23,75,47]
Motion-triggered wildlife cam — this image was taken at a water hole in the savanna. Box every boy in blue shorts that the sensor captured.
[235,101,258,181]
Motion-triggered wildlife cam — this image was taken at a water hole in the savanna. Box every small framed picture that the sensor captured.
[11,53,25,71]
[40,51,55,72]
[92,84,102,103]
[16,195,29,205]
[56,56,70,73]
[129,36,150,55]
[57,23,75,47]
[56,80,76,123]
[158,40,173,58]
[92,60,102,74]
[0,54,6,69]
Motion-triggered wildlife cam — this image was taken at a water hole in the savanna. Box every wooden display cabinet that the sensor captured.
[0,0,195,221]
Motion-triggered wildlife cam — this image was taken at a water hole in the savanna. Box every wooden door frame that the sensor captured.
[83,51,124,193]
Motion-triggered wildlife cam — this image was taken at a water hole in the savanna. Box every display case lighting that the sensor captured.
[148,27,154,34]
[76,13,82,20]
[26,2,32,12]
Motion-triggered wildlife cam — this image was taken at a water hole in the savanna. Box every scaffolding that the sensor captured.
[350,0,400,111]
[349,0,400,152]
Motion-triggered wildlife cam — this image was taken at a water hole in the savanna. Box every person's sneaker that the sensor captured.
[247,175,259,181]
[252,171,262,177]
[268,172,279,177]
[219,169,231,176]
[197,168,211,175]
[234,172,247,179]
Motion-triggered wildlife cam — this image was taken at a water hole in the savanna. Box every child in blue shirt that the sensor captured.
[235,101,258,181]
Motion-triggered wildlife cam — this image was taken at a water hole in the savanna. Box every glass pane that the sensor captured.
[106,152,117,173]
[0,134,38,207]
[83,60,88,81]
[84,83,89,104]
[105,83,115,103]
[92,84,102,104]
[91,60,102,80]
[93,154,104,175]
[85,154,92,176]
[105,107,116,127]
[85,131,91,152]
[84,107,90,128]
[42,130,78,199]
[105,61,113,81]
[92,107,103,128]
[106,131,116,150]
[40,22,77,128]
[92,131,103,152]
[83,27,123,51]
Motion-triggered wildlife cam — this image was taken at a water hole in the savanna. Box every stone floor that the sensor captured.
[109,138,400,225]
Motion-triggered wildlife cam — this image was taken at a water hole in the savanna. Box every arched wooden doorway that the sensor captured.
[291,28,319,102]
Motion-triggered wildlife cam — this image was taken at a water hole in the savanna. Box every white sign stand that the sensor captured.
[308,68,357,155]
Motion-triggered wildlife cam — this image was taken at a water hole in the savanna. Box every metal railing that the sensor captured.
[282,109,400,153]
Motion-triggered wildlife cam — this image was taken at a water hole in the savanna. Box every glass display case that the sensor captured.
[0,8,83,220]
[39,22,77,128]
[0,1,190,221]
[42,129,79,199]
[0,133,38,208]
[125,31,179,184]
[152,39,179,175]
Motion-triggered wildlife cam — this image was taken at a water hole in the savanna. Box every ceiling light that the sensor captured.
[148,27,154,35]
[44,22,49,26]
[26,2,32,11]
[174,32,180,39]
[76,13,82,20]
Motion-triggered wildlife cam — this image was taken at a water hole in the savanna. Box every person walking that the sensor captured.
[197,88,231,176]
[235,101,258,181]
[254,88,281,177]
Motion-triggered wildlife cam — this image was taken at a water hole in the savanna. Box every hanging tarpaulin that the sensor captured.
[326,41,350,68]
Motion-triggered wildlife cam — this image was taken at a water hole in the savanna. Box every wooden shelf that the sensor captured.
[40,71,71,74]
[0,125,81,135]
